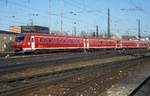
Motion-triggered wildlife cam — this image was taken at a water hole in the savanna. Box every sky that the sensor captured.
[0,0,150,36]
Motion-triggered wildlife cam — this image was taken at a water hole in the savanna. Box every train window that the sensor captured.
[40,38,44,42]
[60,39,63,43]
[46,38,49,42]
[75,40,77,43]
[53,39,58,43]
[31,38,34,42]
[71,40,74,43]
[66,39,69,43]
[104,41,107,44]
[70,39,73,43]
[49,38,52,42]
[27,37,31,42]
[41,38,43,42]
[73,40,75,43]
[15,36,24,42]
[54,39,56,42]
[75,40,78,43]
[78,40,80,43]
[56,39,59,42]
[99,41,101,44]
[53,39,56,42]
[39,38,42,42]
[108,41,112,44]
[40,38,42,42]
[96,40,98,43]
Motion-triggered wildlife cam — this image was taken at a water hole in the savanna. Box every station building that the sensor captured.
[0,30,18,52]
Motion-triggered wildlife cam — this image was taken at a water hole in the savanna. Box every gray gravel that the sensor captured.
[99,61,150,96]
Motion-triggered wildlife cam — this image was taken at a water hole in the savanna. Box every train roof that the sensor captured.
[18,33,84,38]
[16,33,148,43]
[20,33,115,40]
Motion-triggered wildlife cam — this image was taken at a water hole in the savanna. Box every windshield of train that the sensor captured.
[15,36,25,42]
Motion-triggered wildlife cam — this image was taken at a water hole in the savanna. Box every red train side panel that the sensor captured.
[12,33,149,52]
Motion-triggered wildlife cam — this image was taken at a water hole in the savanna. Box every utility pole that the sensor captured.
[49,0,51,34]
[107,8,110,38]
[60,0,64,34]
[96,25,99,37]
[138,19,141,40]
[73,26,76,36]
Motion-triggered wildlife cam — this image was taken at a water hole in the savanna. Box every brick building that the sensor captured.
[0,30,18,52]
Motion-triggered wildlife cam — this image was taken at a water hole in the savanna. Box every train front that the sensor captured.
[12,34,26,52]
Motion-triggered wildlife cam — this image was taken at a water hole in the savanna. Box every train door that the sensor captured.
[116,41,118,49]
[117,40,122,48]
[86,39,89,48]
[119,40,122,48]
[137,42,139,48]
[31,36,35,50]
[83,39,89,49]
[83,39,86,48]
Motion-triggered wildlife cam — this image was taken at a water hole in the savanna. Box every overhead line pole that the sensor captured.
[49,0,51,34]
[138,19,141,40]
[107,8,110,38]
[60,0,64,34]
[96,25,99,37]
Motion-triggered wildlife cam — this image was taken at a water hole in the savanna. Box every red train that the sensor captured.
[12,33,149,52]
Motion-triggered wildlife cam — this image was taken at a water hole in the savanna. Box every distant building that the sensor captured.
[9,25,49,34]
[139,36,150,41]
[21,25,49,34]
[121,35,137,40]
[0,30,18,52]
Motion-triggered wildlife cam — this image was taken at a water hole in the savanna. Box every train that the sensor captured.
[12,33,149,53]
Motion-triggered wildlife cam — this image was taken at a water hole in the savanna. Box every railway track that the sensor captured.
[0,51,122,74]
[0,50,79,58]
[0,67,88,96]
[0,52,84,65]
[0,56,149,96]
[1,49,149,64]
[55,56,150,96]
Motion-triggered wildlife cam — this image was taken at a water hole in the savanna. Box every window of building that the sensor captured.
[9,37,12,41]
[4,37,7,40]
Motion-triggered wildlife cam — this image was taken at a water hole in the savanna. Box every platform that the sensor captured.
[99,61,150,96]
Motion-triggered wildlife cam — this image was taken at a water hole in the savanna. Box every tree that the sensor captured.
[4,41,13,52]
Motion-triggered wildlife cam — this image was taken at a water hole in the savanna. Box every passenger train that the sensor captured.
[12,33,149,52]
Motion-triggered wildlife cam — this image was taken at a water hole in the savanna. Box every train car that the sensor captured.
[12,33,84,52]
[116,40,149,49]
[136,41,149,48]
[87,37,117,49]
[13,33,149,53]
